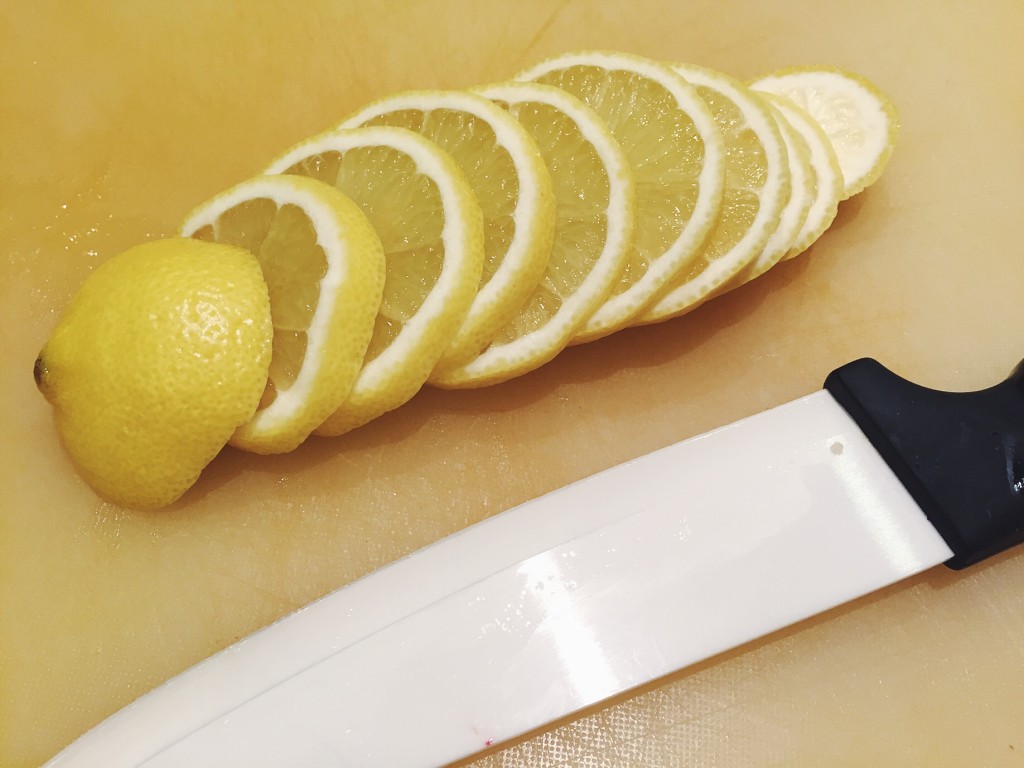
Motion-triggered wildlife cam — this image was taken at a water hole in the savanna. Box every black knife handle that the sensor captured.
[824,358,1024,570]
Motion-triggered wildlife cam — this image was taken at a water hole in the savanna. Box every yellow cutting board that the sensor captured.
[3,2,1024,766]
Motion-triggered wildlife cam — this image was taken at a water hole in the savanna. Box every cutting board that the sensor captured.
[3,2,1024,765]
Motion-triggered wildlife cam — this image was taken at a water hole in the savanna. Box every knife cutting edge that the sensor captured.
[46,357,1024,767]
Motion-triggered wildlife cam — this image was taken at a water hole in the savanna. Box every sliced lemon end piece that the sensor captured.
[181,174,385,453]
[516,50,726,344]
[431,81,636,388]
[638,62,791,325]
[750,66,898,200]
[265,126,484,435]
[338,90,555,370]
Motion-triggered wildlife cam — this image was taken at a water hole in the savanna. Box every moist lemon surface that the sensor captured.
[181,174,386,452]
[265,126,485,434]
[431,81,635,388]
[516,50,726,342]
[639,63,791,323]
[34,238,273,508]
[339,90,555,369]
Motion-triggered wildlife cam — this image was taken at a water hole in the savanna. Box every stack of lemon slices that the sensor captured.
[35,52,899,508]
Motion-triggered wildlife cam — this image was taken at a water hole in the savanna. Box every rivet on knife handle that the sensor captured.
[825,358,1024,569]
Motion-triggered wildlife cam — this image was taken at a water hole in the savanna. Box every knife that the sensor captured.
[45,357,1024,767]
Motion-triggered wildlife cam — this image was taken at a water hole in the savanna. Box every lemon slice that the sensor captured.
[338,90,555,370]
[638,63,790,324]
[180,174,385,453]
[516,50,725,343]
[431,81,635,388]
[756,92,843,261]
[749,67,898,199]
[264,126,484,435]
[740,99,814,280]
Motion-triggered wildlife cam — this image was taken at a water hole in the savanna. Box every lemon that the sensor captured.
[264,126,484,435]
[749,67,898,199]
[638,63,790,324]
[34,238,272,509]
[431,81,635,388]
[181,174,385,453]
[516,50,726,343]
[339,90,555,370]
[755,91,843,260]
[745,99,814,277]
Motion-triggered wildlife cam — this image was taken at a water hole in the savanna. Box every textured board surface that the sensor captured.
[3,2,1024,766]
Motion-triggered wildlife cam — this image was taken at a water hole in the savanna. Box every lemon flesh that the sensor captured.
[35,238,272,508]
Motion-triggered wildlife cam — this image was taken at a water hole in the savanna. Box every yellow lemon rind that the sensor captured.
[742,98,814,279]
[37,238,273,508]
[757,91,843,260]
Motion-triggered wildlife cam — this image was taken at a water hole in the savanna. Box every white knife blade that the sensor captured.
[45,358,1024,767]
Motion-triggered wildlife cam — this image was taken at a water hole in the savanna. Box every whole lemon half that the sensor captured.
[35,238,273,508]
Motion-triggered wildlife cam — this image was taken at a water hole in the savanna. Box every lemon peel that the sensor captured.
[755,91,843,261]
[35,238,272,508]
[638,62,790,324]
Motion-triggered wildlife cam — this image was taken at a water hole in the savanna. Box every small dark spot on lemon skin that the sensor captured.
[34,353,53,402]
[34,355,45,390]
